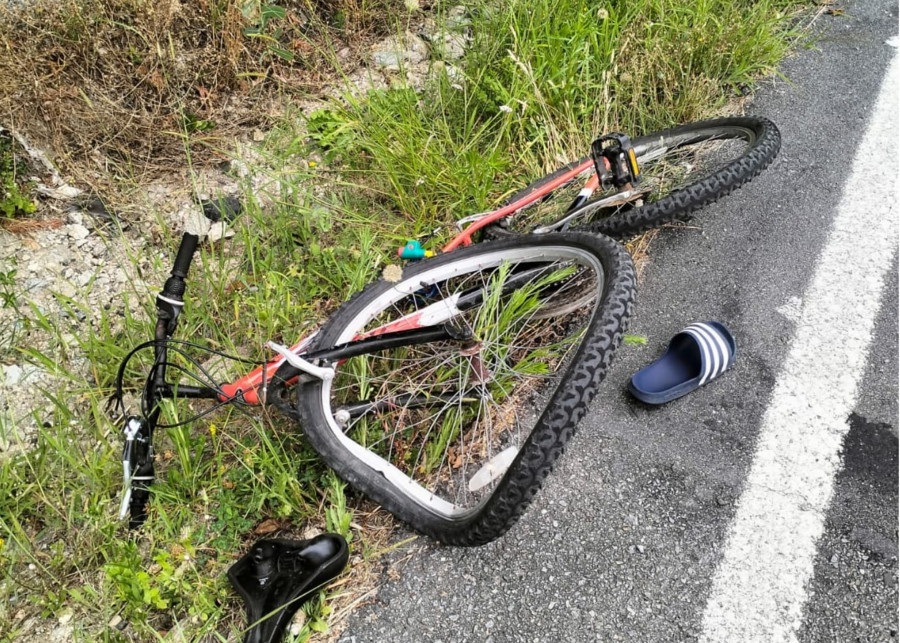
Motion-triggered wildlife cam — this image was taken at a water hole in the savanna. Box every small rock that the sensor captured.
[208,222,235,243]
[56,281,76,298]
[446,5,470,30]
[37,184,83,200]
[402,63,430,90]
[22,277,48,294]
[5,365,23,386]
[434,33,467,60]
[445,63,464,82]
[57,608,73,625]
[382,264,403,282]
[228,159,251,178]
[851,527,898,559]
[184,210,212,238]
[67,224,90,240]
[341,68,390,96]
[372,32,429,70]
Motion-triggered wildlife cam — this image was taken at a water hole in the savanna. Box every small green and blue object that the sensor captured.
[397,240,434,260]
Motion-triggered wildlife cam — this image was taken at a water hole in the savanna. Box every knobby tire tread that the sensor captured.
[493,117,780,240]
[296,233,636,546]
[583,117,781,237]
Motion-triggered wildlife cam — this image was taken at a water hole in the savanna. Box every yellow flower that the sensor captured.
[209,424,217,438]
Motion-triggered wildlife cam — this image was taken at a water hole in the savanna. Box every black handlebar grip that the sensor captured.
[172,233,199,278]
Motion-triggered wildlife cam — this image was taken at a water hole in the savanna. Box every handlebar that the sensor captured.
[171,232,199,279]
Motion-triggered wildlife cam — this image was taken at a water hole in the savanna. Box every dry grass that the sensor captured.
[0,0,402,183]
[625,228,660,282]
[0,217,64,233]
[321,508,415,642]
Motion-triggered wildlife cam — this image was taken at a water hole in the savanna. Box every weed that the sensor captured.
[0,132,35,219]
[324,473,353,540]
[306,109,360,162]
[0,264,18,310]
[0,259,32,361]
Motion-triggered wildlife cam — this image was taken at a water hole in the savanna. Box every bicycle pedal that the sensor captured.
[591,133,641,190]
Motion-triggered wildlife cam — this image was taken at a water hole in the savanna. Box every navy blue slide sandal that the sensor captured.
[628,321,736,405]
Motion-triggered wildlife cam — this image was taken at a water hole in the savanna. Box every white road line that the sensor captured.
[700,53,900,643]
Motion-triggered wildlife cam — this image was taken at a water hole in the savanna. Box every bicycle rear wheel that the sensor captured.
[491,116,780,238]
[296,233,635,546]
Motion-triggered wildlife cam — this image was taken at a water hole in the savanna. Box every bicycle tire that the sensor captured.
[490,116,780,238]
[296,233,635,546]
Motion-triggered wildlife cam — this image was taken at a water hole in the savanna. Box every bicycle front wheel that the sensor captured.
[492,116,780,238]
[296,233,635,546]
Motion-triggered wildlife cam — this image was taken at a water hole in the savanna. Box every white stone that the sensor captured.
[67,224,90,240]
[5,364,23,386]
[207,222,235,243]
[446,6,470,29]
[435,33,467,60]
[372,32,429,70]
[183,210,212,238]
[230,159,250,178]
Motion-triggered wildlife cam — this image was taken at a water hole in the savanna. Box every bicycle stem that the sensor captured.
[153,233,200,400]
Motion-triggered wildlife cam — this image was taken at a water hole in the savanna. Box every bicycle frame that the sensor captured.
[213,157,617,405]
[118,140,639,525]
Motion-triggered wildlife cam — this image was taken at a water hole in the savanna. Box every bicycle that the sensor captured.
[110,116,780,546]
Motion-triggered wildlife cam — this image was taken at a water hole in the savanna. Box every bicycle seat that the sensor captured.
[227,533,349,643]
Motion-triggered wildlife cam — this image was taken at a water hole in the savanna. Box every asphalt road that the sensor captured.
[340,1,899,640]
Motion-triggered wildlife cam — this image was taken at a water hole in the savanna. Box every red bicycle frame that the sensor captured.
[219,157,602,405]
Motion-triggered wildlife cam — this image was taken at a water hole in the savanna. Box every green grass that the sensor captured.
[0,0,811,640]
[0,161,398,642]
[308,0,806,240]
[0,132,36,219]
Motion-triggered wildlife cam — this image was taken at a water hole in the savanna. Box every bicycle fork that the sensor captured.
[118,416,153,524]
